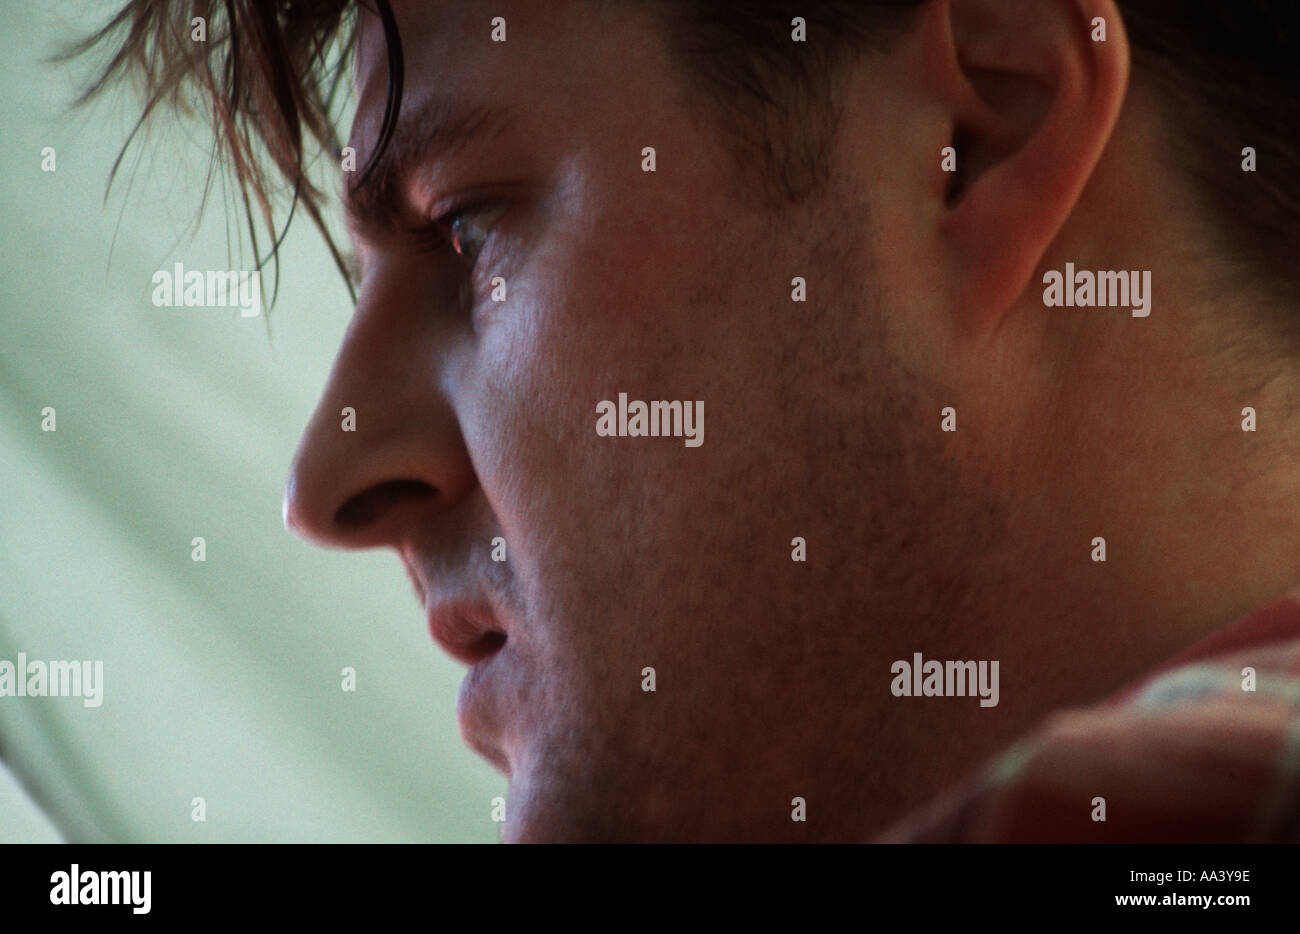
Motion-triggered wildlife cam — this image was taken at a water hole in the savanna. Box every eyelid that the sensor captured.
[431,196,495,232]
[419,174,526,241]
[426,181,513,227]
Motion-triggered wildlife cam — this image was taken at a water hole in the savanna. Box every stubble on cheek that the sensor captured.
[483,150,1009,839]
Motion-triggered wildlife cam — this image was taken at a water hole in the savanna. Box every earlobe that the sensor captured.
[936,0,1130,329]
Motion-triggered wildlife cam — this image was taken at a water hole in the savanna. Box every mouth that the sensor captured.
[424,598,512,775]
[402,551,514,774]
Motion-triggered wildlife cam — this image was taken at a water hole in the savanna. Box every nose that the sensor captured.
[283,270,478,550]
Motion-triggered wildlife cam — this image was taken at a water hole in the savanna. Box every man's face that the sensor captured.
[285,0,989,841]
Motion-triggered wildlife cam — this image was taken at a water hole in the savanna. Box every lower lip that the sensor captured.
[456,660,511,775]
[456,659,491,713]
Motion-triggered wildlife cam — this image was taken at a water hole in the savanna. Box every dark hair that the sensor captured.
[63,1,1299,303]
[652,1,923,204]
[1114,4,1299,305]
[57,0,363,301]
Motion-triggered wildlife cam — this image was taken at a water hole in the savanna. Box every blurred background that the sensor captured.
[0,0,504,842]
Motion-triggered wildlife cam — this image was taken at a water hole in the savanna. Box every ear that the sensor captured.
[924,0,1130,329]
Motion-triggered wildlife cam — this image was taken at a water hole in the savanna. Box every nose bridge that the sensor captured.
[283,278,476,550]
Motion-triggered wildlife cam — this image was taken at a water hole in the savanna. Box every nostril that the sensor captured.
[335,479,437,530]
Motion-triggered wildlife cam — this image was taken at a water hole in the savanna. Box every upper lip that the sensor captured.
[426,600,507,664]
[399,549,509,664]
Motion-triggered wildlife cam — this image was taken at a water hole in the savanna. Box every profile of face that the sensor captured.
[282,0,1275,841]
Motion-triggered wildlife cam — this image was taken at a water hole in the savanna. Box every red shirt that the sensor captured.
[874,591,1300,842]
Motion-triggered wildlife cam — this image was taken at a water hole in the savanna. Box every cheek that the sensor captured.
[457,164,791,656]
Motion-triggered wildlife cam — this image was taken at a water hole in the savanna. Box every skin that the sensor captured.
[283,0,1300,841]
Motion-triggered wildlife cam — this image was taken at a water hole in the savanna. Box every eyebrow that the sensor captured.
[342,97,514,237]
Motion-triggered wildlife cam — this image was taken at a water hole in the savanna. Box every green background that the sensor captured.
[0,0,504,842]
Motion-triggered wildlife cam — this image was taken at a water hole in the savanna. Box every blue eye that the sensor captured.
[441,202,506,265]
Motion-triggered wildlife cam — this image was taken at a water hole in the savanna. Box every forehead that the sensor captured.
[351,1,624,148]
